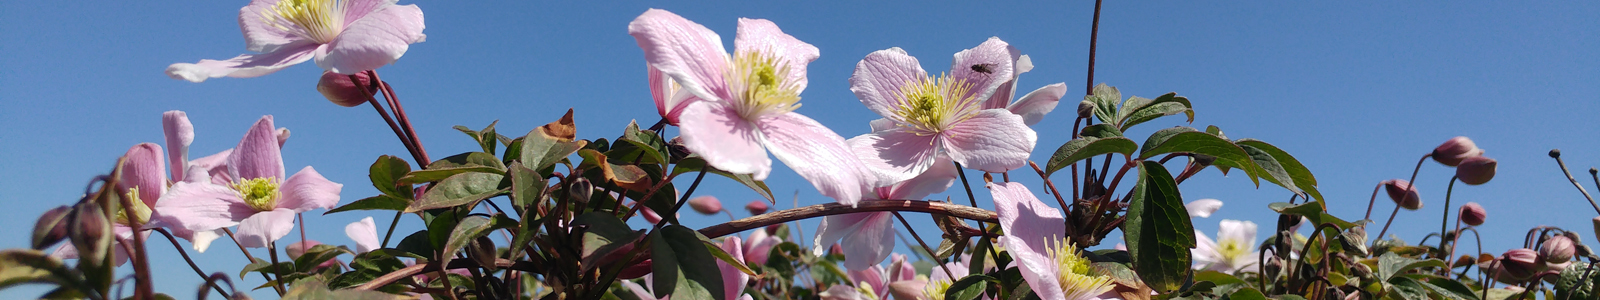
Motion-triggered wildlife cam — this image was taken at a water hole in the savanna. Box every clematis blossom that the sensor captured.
[849,38,1039,183]
[813,157,958,270]
[1193,219,1259,274]
[648,65,697,125]
[346,216,379,254]
[155,116,343,248]
[742,228,780,266]
[629,9,872,204]
[167,0,426,82]
[51,144,165,266]
[991,182,1113,300]
[820,254,918,300]
[920,256,973,300]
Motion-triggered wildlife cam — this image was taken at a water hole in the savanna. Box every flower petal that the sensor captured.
[120,143,167,208]
[346,216,379,253]
[848,266,886,297]
[234,208,297,248]
[629,9,730,103]
[278,166,343,212]
[1191,230,1221,270]
[850,47,927,119]
[165,43,319,83]
[648,65,696,125]
[163,111,194,181]
[743,230,779,266]
[839,213,895,271]
[620,280,658,300]
[989,182,1065,257]
[1008,83,1067,126]
[848,129,938,185]
[950,37,1015,105]
[238,0,307,53]
[340,0,399,25]
[154,181,256,238]
[316,4,426,74]
[1002,234,1066,300]
[228,116,286,181]
[678,101,772,179]
[941,109,1036,173]
[718,236,749,300]
[1185,199,1223,218]
[734,18,819,92]
[1218,220,1257,249]
[760,112,870,205]
[187,149,234,185]
[979,44,1024,110]
[880,155,957,200]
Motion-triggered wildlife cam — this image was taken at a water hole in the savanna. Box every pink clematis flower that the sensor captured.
[849,38,1039,183]
[629,9,871,204]
[982,51,1067,127]
[813,157,958,271]
[167,0,426,82]
[346,216,379,254]
[920,258,973,300]
[1193,219,1259,274]
[821,253,918,300]
[52,144,165,266]
[742,228,780,266]
[648,65,697,125]
[991,182,1113,300]
[155,116,343,248]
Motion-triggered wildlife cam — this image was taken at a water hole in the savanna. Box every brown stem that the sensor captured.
[1363,183,1383,221]
[152,228,228,298]
[114,193,153,299]
[698,199,998,239]
[267,242,289,295]
[369,70,431,165]
[891,211,954,280]
[1085,0,1103,94]
[1552,153,1600,215]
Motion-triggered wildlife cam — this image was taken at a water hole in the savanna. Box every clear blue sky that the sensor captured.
[3,1,1598,299]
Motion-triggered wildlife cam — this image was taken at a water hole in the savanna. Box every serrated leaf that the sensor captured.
[1139,127,1261,187]
[407,172,506,212]
[651,225,725,300]
[672,156,774,202]
[1125,160,1195,293]
[944,274,996,300]
[326,194,410,215]
[369,155,413,199]
[1044,136,1138,176]
[398,152,507,185]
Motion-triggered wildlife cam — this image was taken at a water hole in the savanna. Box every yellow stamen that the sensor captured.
[261,0,349,44]
[890,74,980,135]
[725,50,802,120]
[856,281,880,300]
[116,188,154,225]
[923,276,952,300]
[1047,237,1114,299]
[233,177,282,212]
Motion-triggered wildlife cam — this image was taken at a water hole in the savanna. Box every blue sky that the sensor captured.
[3,1,1598,299]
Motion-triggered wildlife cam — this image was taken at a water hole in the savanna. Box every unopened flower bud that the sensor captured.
[1077,100,1094,119]
[667,137,691,163]
[316,71,377,107]
[641,207,664,225]
[69,203,112,264]
[745,200,769,215]
[888,278,929,300]
[829,243,844,256]
[1541,235,1576,263]
[568,178,593,205]
[32,206,72,250]
[688,196,722,215]
[1382,179,1422,210]
[286,240,322,259]
[1459,202,1486,226]
[1456,156,1497,185]
[1500,248,1541,280]
[1452,255,1476,268]
[1432,136,1485,167]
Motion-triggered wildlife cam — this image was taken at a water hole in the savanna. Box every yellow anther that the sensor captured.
[116,188,154,225]
[1047,237,1114,299]
[726,50,802,120]
[891,74,979,135]
[261,0,349,44]
[233,177,283,212]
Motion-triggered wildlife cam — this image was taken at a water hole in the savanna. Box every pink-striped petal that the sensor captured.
[678,101,772,179]
[759,112,869,205]
[629,9,731,103]
[733,18,819,92]
[120,143,168,208]
[278,166,343,212]
[879,155,957,200]
[812,212,894,271]
[990,182,1067,300]
[163,111,194,181]
[339,0,397,26]
[187,149,234,185]
[848,128,939,185]
[743,229,779,266]
[234,208,297,248]
[228,116,286,181]
[980,44,1024,110]
[1185,199,1223,218]
[718,236,749,300]
[316,4,426,74]
[648,65,696,125]
[941,109,1036,173]
[346,216,379,253]
[165,43,319,83]
[154,181,257,236]
[849,48,927,119]
[1008,83,1067,126]
[238,0,306,53]
[950,37,1015,105]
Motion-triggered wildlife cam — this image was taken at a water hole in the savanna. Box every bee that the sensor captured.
[970,63,996,74]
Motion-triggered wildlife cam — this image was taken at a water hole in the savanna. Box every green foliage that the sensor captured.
[1125,160,1196,293]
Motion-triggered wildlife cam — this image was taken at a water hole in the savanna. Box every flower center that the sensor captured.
[233,177,282,212]
[261,0,349,44]
[1217,238,1250,263]
[115,188,153,225]
[923,276,952,300]
[1046,237,1114,299]
[890,75,979,135]
[725,50,802,120]
[856,281,880,300]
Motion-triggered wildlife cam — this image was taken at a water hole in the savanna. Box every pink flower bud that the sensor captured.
[1458,202,1486,226]
[286,240,322,259]
[1541,235,1575,263]
[1432,136,1484,167]
[1592,216,1600,245]
[1382,179,1422,210]
[316,71,378,108]
[641,207,663,224]
[1456,156,1497,185]
[828,243,844,256]
[1500,248,1541,280]
[745,200,770,215]
[32,206,72,250]
[688,196,723,215]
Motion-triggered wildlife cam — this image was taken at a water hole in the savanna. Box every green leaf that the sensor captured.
[1376,252,1447,281]
[651,225,725,300]
[398,152,507,185]
[1386,276,1431,300]
[1079,124,1124,138]
[452,121,499,155]
[239,258,293,280]
[326,194,410,215]
[572,212,643,269]
[1225,287,1268,300]
[293,244,352,273]
[1044,136,1138,176]
[1139,127,1261,187]
[1193,270,1247,286]
[944,274,996,300]
[606,121,670,167]
[577,149,656,192]
[1423,277,1481,300]
[395,230,434,258]
[284,278,406,300]
[1235,139,1321,202]
[519,110,587,172]
[1086,84,1122,125]
[369,155,413,199]
[672,156,774,203]
[1124,160,1195,293]
[407,172,506,212]
[1116,92,1193,130]
[509,163,546,208]
[1236,143,1302,195]
[1554,262,1596,300]
[1267,201,1354,229]
[0,249,78,291]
